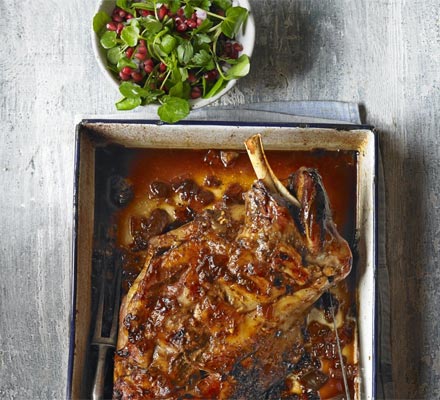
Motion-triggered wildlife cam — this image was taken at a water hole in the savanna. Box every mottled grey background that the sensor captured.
[1,0,439,399]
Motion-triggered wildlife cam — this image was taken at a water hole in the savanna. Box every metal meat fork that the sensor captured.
[91,269,122,400]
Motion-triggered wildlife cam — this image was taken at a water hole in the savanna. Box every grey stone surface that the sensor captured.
[1,0,439,398]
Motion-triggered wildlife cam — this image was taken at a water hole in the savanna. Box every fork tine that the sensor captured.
[92,276,105,341]
[109,268,122,341]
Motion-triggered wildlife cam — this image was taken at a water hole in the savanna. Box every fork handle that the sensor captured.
[92,345,108,400]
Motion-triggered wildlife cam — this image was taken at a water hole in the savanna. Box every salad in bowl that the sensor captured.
[92,0,254,123]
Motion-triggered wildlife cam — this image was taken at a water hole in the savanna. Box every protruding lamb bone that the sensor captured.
[245,134,301,208]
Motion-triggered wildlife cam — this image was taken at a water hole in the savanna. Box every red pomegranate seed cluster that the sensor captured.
[169,7,204,31]
[103,4,244,100]
[222,42,243,59]
[106,7,133,33]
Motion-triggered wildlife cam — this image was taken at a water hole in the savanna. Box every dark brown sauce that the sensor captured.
[107,146,358,399]
[118,148,357,241]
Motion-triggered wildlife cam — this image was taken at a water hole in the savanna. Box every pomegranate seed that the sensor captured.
[116,23,124,34]
[139,10,152,17]
[139,39,145,46]
[233,43,243,52]
[191,13,197,21]
[118,9,127,18]
[174,17,182,25]
[177,8,184,17]
[137,45,147,54]
[144,64,154,74]
[135,52,147,61]
[126,14,133,20]
[159,62,167,72]
[119,71,131,81]
[122,66,133,75]
[144,60,154,74]
[106,22,117,31]
[204,70,219,81]
[131,71,143,82]
[112,14,123,22]
[158,5,168,20]
[191,87,202,99]
[187,20,197,29]
[177,23,188,32]
[126,47,134,58]
[197,18,203,26]
[187,72,197,83]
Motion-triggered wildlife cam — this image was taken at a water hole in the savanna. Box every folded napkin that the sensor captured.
[189,100,362,124]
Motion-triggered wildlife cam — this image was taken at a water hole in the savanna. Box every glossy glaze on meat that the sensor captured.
[113,150,352,399]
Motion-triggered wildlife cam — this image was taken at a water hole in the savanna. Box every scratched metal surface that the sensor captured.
[0,1,439,399]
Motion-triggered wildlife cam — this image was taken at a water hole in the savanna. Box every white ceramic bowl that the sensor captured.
[91,0,255,110]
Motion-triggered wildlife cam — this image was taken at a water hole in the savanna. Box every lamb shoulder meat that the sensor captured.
[113,135,352,399]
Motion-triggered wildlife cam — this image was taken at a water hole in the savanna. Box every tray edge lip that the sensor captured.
[78,118,374,132]
[372,128,379,400]
[67,123,82,400]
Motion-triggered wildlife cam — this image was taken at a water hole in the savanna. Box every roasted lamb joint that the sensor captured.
[113,134,352,399]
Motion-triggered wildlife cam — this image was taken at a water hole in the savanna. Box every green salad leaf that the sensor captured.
[121,25,140,46]
[221,6,248,38]
[117,57,138,71]
[189,0,211,10]
[140,16,163,33]
[161,34,178,54]
[192,49,215,70]
[177,41,194,65]
[119,82,151,98]
[163,0,181,13]
[132,1,155,10]
[116,96,142,110]
[213,0,232,10]
[116,0,132,12]
[100,31,118,49]
[142,89,165,104]
[107,47,125,64]
[158,96,191,123]
[169,81,191,98]
[204,76,226,98]
[224,54,250,79]
[93,11,111,34]
[194,33,211,45]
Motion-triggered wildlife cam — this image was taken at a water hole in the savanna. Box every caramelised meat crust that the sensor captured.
[113,167,352,400]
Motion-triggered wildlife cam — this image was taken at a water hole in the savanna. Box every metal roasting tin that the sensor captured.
[69,120,377,400]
